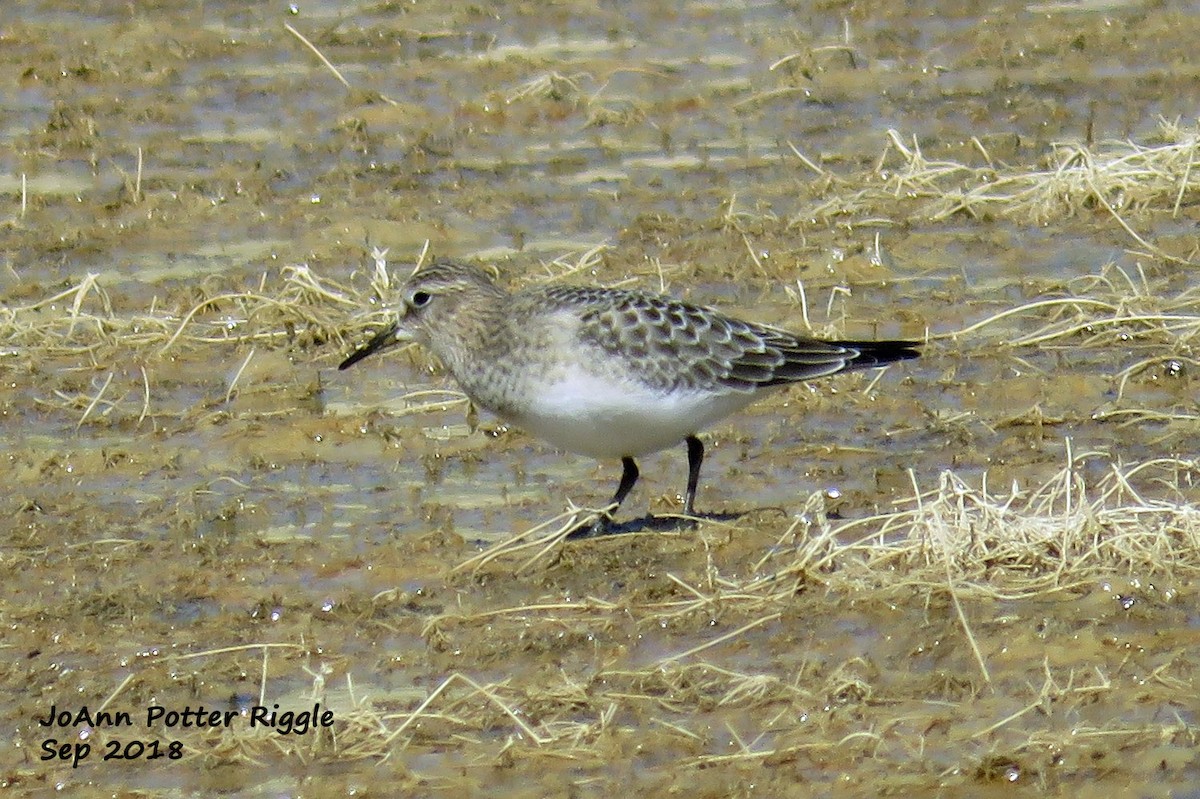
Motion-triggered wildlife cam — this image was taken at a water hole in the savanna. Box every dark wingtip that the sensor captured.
[843,339,922,368]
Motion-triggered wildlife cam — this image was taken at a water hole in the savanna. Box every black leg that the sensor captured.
[567,458,640,539]
[684,436,704,516]
[610,456,639,511]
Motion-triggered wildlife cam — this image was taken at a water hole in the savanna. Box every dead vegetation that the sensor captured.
[6,225,1199,788]
[5,11,1200,791]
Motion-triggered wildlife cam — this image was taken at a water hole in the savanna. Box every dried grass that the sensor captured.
[5,181,1199,787]
[788,117,1200,264]
[168,438,1198,771]
[342,450,1197,772]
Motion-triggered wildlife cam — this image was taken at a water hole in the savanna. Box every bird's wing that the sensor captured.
[550,287,882,393]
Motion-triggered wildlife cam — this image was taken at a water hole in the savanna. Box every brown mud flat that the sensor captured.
[2,1,1199,796]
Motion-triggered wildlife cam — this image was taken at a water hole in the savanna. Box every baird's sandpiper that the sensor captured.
[340,259,919,527]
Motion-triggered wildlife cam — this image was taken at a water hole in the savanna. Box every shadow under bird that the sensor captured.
[340,259,920,530]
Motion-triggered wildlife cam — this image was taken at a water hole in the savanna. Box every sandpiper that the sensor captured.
[340,259,919,526]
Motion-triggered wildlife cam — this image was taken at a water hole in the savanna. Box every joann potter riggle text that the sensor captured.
[38,703,335,735]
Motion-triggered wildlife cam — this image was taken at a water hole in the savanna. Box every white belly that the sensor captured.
[507,367,761,459]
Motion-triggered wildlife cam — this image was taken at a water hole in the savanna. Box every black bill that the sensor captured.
[339,323,402,370]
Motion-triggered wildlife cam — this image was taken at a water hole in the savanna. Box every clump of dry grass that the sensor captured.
[0,263,357,360]
[876,117,1200,224]
[842,454,1200,587]
[0,248,411,429]
[789,117,1200,264]
[501,68,657,127]
[0,248,412,363]
[949,262,1200,347]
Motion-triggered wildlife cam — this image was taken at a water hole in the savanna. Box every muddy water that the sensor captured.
[3,1,1200,796]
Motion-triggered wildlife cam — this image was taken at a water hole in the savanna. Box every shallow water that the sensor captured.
[3,0,1200,796]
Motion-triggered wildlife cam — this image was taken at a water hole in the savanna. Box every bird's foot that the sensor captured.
[566,513,708,538]
[564,514,615,539]
[564,508,747,539]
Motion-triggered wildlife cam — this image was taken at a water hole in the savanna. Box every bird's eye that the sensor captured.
[411,290,431,308]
